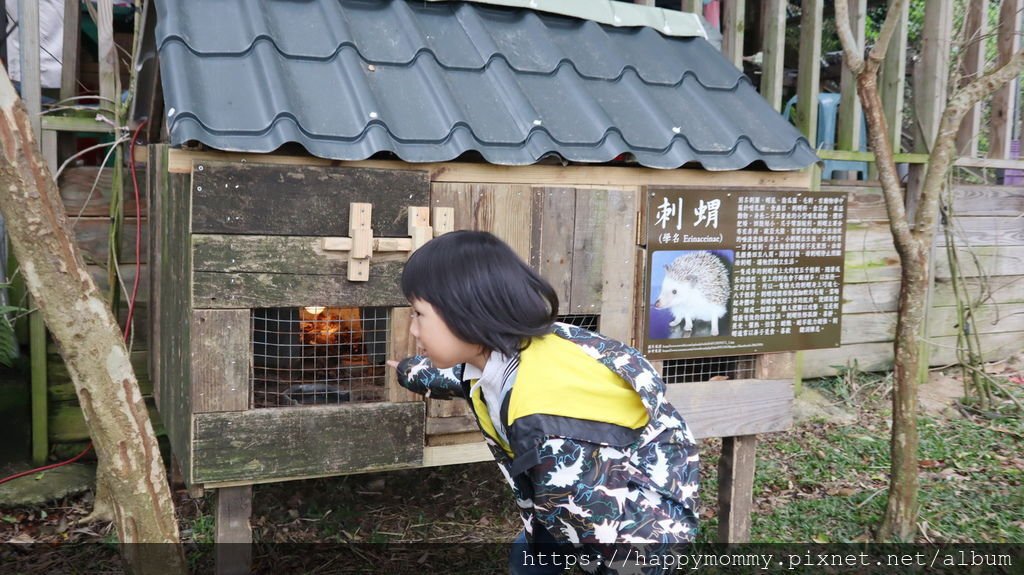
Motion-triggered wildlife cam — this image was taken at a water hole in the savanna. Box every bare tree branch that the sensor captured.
[835,0,917,257]
[867,0,910,71]
[915,48,1024,240]
[834,0,864,73]
[862,79,918,258]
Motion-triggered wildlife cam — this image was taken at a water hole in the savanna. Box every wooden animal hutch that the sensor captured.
[145,0,820,561]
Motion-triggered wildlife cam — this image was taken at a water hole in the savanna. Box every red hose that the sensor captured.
[124,120,148,342]
[0,443,93,486]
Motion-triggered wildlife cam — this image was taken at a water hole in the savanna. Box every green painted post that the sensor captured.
[30,301,47,465]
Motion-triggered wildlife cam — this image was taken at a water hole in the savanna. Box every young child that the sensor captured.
[388,230,698,574]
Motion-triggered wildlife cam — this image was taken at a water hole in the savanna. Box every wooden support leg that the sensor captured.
[717,434,757,543]
[215,485,253,575]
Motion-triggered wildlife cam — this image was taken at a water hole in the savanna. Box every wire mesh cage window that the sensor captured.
[556,314,600,332]
[662,355,756,384]
[252,307,390,407]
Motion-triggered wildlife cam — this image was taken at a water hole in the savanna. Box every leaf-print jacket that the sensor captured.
[396,323,699,571]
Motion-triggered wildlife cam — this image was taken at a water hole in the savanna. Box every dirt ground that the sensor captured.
[1,356,1020,571]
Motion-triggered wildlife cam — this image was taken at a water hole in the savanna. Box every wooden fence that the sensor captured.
[804,180,1024,378]
[24,0,1024,455]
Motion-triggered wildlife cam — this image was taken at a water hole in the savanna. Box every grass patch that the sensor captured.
[734,373,1024,543]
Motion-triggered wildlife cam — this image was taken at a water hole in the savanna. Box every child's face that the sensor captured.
[409,299,486,369]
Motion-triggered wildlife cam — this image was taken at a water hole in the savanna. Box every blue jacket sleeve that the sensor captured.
[395,356,466,399]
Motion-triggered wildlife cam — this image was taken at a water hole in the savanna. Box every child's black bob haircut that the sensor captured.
[401,230,559,358]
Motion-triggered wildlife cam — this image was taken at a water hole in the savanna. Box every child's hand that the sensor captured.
[386,360,399,370]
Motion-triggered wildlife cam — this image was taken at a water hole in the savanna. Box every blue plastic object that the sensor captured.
[784,93,868,179]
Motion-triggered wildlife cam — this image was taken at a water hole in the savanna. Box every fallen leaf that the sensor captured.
[8,533,36,544]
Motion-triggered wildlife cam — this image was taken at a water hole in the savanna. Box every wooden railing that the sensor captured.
[646,0,1022,166]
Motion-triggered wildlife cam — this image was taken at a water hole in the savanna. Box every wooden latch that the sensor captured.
[322,204,454,281]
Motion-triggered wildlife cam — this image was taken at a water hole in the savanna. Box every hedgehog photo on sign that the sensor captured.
[649,250,733,339]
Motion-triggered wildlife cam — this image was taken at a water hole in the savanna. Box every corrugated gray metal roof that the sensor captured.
[156,0,817,171]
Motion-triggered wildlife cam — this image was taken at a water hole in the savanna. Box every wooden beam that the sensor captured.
[60,0,81,104]
[663,379,792,439]
[58,0,82,162]
[531,187,576,310]
[215,485,252,575]
[419,378,795,467]
[322,236,414,253]
[912,1,954,153]
[190,161,429,237]
[96,0,118,117]
[570,190,607,313]
[21,0,45,463]
[988,0,1022,159]
[816,150,930,164]
[41,128,57,174]
[192,403,426,483]
[954,157,1024,170]
[347,202,372,281]
[955,0,989,157]
[717,435,756,542]
[158,149,816,189]
[17,0,41,138]
[906,0,953,234]
[795,0,824,146]
[191,263,408,309]
[194,234,402,274]
[760,0,787,111]
[426,415,478,436]
[597,189,639,343]
[722,0,745,69]
[423,442,492,467]
[837,0,866,152]
[386,308,422,403]
[880,0,910,154]
[41,115,117,133]
[191,310,250,413]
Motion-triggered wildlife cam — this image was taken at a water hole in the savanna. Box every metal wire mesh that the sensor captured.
[251,307,389,407]
[662,354,757,384]
[556,314,600,332]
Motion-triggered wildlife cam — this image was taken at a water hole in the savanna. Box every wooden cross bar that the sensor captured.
[321,204,454,281]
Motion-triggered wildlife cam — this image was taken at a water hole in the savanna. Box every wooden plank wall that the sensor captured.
[427,184,640,443]
[803,182,1024,378]
[158,147,196,481]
